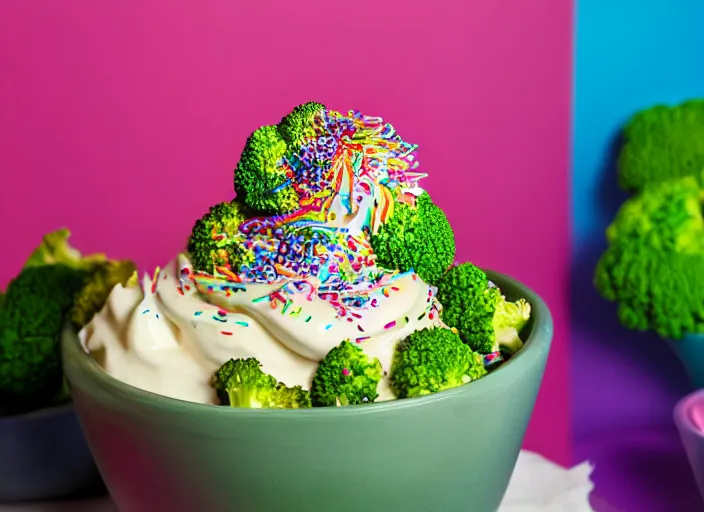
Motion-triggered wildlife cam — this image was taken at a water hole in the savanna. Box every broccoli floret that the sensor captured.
[369,192,455,285]
[436,263,499,353]
[0,229,136,415]
[234,102,327,215]
[278,101,325,146]
[212,358,311,409]
[234,125,297,215]
[272,383,312,409]
[595,178,704,339]
[390,327,486,399]
[596,241,704,339]
[69,259,137,329]
[187,199,255,274]
[493,297,531,356]
[604,177,704,253]
[310,340,383,406]
[437,262,531,354]
[0,264,89,414]
[233,103,322,215]
[619,99,704,191]
[23,228,105,270]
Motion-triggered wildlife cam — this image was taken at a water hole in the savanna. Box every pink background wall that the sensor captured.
[0,1,572,465]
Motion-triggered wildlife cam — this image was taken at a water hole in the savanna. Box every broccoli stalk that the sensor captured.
[310,340,383,406]
[390,327,486,399]
[595,176,704,339]
[436,262,531,354]
[369,191,455,286]
[211,358,311,409]
[234,102,326,215]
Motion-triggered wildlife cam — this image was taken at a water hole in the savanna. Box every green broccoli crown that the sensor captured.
[212,358,311,409]
[605,177,704,253]
[595,177,704,339]
[436,262,500,353]
[595,241,704,339]
[234,102,326,215]
[311,340,383,406]
[390,327,486,399]
[0,264,88,413]
[278,101,326,146]
[619,99,704,191]
[187,199,255,274]
[369,192,455,286]
[212,357,278,408]
[69,259,137,329]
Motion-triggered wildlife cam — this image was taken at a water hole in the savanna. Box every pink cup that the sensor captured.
[674,389,704,506]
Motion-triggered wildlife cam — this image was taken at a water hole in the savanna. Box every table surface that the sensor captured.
[2,426,700,512]
[578,424,703,512]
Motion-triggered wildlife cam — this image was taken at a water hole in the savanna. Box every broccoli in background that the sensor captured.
[23,227,107,270]
[390,327,486,399]
[234,102,326,215]
[437,262,531,355]
[0,264,88,414]
[69,259,137,329]
[595,176,704,340]
[310,340,383,406]
[187,199,254,275]
[602,177,704,253]
[212,358,311,409]
[0,228,137,415]
[370,192,455,286]
[619,99,704,192]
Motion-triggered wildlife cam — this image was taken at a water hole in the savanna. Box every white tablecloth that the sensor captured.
[0,450,595,511]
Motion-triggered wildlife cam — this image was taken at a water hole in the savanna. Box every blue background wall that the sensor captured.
[573,0,704,509]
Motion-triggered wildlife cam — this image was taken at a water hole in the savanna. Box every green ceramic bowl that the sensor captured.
[61,270,552,512]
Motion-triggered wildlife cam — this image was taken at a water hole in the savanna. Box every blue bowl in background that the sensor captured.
[0,403,103,503]
[668,333,704,389]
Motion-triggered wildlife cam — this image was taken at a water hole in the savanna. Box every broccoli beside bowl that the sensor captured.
[61,269,552,512]
[0,229,134,502]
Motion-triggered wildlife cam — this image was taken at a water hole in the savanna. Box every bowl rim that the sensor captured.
[62,268,554,417]
[674,388,704,440]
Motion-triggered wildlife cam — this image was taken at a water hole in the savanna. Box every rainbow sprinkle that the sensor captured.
[185,106,446,332]
[483,352,503,367]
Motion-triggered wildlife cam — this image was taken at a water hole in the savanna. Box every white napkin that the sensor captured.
[500,450,595,511]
